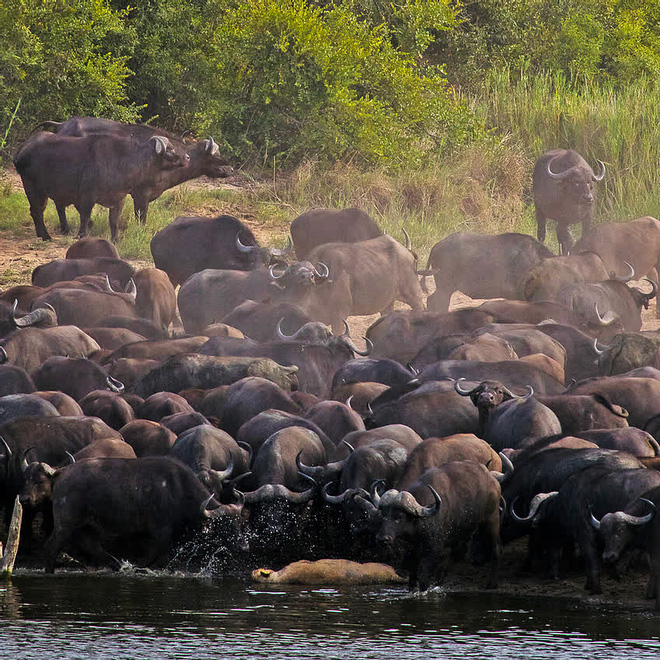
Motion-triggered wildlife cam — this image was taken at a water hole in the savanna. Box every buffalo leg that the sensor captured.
[76,531,122,570]
[556,224,574,255]
[536,209,547,244]
[132,193,149,225]
[25,188,51,241]
[55,203,70,235]
[108,198,125,243]
[75,201,95,239]
[581,216,591,242]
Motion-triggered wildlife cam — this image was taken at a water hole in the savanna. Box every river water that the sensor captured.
[0,570,659,659]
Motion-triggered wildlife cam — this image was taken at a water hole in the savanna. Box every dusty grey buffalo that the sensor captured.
[419,233,553,312]
[290,208,382,259]
[533,149,605,255]
[273,235,424,334]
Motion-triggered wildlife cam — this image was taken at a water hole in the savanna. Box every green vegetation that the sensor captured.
[3,0,660,265]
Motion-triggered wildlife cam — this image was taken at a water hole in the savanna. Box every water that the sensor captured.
[0,571,659,659]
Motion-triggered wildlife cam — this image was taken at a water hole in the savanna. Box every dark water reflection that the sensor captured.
[0,571,659,659]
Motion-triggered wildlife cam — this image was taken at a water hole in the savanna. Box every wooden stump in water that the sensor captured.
[0,496,22,577]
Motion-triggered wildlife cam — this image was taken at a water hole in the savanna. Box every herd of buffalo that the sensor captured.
[5,117,660,602]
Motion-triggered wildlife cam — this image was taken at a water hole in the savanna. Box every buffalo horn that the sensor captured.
[611,261,635,282]
[592,159,606,182]
[210,457,234,482]
[546,156,574,180]
[642,277,658,301]
[124,278,137,300]
[594,303,616,327]
[454,378,474,396]
[321,480,350,505]
[341,440,355,454]
[345,395,354,410]
[415,485,441,518]
[0,436,11,461]
[269,264,285,280]
[344,334,373,357]
[65,451,76,465]
[407,363,419,377]
[12,299,45,328]
[0,346,6,363]
[593,337,606,356]
[202,488,246,517]
[106,376,125,394]
[276,317,300,341]
[621,497,657,526]
[314,262,329,279]
[589,507,601,530]
[21,446,36,472]
[236,231,257,253]
[499,452,514,474]
[370,479,385,507]
[510,491,558,523]
[287,472,317,504]
[402,227,412,250]
[237,441,253,466]
[104,274,116,293]
[270,236,293,257]
[205,136,216,153]
[296,450,324,479]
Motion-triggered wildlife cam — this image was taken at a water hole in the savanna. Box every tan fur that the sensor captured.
[252,559,405,585]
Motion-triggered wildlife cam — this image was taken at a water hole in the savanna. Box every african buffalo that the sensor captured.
[533,149,605,254]
[420,232,553,312]
[14,131,188,240]
[290,208,382,259]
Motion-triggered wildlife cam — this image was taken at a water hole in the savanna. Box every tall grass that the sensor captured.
[471,69,660,221]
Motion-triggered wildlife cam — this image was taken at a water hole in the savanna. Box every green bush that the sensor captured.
[0,0,138,150]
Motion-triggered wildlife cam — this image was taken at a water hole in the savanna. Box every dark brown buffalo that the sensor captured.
[0,326,101,373]
[420,232,553,312]
[140,392,195,422]
[595,331,660,376]
[151,215,289,287]
[65,237,119,260]
[30,288,137,327]
[0,394,60,427]
[331,358,416,390]
[453,379,562,451]
[374,461,501,590]
[38,116,232,224]
[276,235,423,334]
[520,251,611,302]
[331,382,390,414]
[567,376,660,429]
[0,285,46,311]
[35,391,84,416]
[304,401,365,446]
[31,356,125,402]
[32,257,135,288]
[0,365,35,396]
[98,316,169,340]
[290,208,382,259]
[533,149,605,254]
[221,300,313,342]
[535,394,629,434]
[119,420,177,457]
[169,424,250,496]
[574,216,660,316]
[74,438,136,460]
[78,390,136,430]
[219,377,302,437]
[521,466,660,593]
[472,324,567,364]
[160,412,211,436]
[132,268,177,331]
[82,327,147,351]
[476,300,580,326]
[418,360,564,394]
[235,409,335,458]
[340,425,423,456]
[397,434,505,490]
[104,358,160,389]
[364,381,479,439]
[366,309,496,365]
[42,456,245,571]
[14,131,187,240]
[411,333,518,369]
